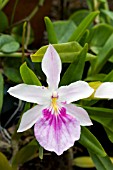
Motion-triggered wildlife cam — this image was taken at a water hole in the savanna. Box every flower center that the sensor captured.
[52,91,58,98]
[51,91,59,113]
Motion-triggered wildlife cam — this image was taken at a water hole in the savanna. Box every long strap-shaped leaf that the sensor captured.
[89,150,113,170]
[68,11,99,42]
[44,17,58,44]
[90,33,113,75]
[79,127,106,157]
[60,43,87,85]
[84,105,113,143]
[20,62,41,86]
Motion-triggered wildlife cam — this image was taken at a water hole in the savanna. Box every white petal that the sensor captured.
[42,44,61,90]
[95,82,113,99]
[64,103,93,126]
[17,105,45,132]
[8,84,51,105]
[58,81,94,104]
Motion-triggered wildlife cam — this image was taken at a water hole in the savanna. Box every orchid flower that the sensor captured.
[8,45,94,155]
[95,82,113,99]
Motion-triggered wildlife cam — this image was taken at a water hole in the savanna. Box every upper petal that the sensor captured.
[8,84,51,105]
[95,82,113,99]
[64,103,93,126]
[17,105,45,132]
[58,81,94,104]
[34,107,80,155]
[42,44,61,90]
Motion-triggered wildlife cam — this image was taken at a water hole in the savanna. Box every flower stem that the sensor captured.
[0,52,29,58]
[8,5,39,29]
[10,0,19,25]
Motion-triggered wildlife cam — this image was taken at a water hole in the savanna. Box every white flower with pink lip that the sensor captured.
[8,45,94,155]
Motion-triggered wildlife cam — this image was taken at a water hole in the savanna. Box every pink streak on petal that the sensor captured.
[42,45,61,90]
[34,107,80,155]
[63,103,93,126]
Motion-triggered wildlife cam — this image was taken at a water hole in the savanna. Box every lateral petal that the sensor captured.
[8,84,51,105]
[42,44,61,90]
[95,82,113,99]
[17,105,46,132]
[58,81,94,103]
[34,107,80,155]
[64,103,93,126]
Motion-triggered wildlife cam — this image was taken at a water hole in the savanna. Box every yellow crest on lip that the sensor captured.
[51,97,58,112]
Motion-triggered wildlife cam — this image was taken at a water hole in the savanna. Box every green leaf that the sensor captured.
[1,41,20,53]
[0,0,9,10]
[4,67,22,83]
[90,46,102,54]
[53,20,77,43]
[85,74,106,81]
[0,152,12,170]
[39,145,43,159]
[79,127,106,157]
[89,151,113,170]
[73,156,94,168]
[0,73,3,113]
[83,106,113,142]
[0,11,8,32]
[103,70,113,82]
[0,34,14,48]
[69,10,90,26]
[0,0,2,6]
[73,155,113,169]
[90,33,113,75]
[0,34,20,54]
[12,139,38,169]
[31,42,96,63]
[104,127,113,143]
[101,9,113,20]
[68,11,99,42]
[31,42,82,62]
[99,0,107,2]
[20,62,41,85]
[83,106,113,119]
[89,23,113,54]
[44,17,58,44]
[60,43,87,85]
[109,55,113,63]
[79,30,89,46]
[95,118,113,141]
[86,0,94,11]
